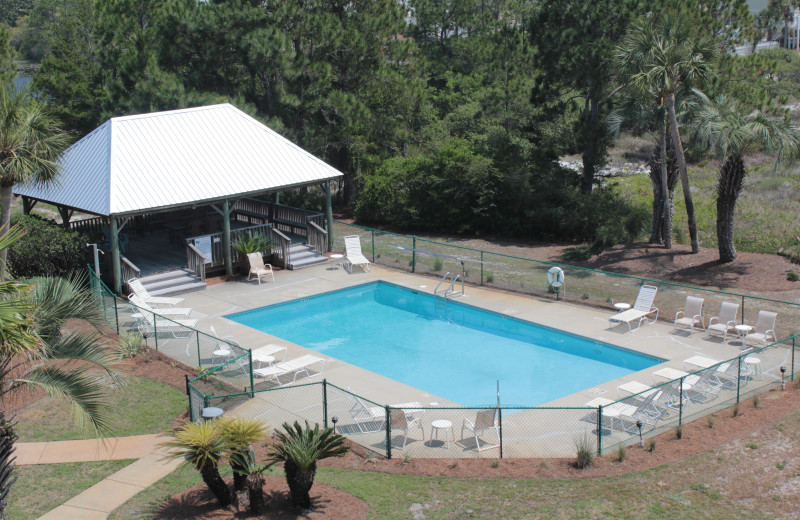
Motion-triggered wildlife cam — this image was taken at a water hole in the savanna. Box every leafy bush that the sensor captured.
[8,215,91,278]
[117,332,143,359]
[787,271,799,282]
[232,231,275,257]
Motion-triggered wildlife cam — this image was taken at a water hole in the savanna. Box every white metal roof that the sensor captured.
[13,104,344,216]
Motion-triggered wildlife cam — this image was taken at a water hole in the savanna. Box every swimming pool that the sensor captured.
[227,282,662,406]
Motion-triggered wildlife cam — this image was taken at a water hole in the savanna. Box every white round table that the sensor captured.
[735,324,753,346]
[614,302,631,312]
[252,354,275,368]
[430,419,454,448]
[744,355,762,379]
[212,348,232,364]
[330,254,344,270]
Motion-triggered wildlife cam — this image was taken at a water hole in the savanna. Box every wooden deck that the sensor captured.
[124,230,186,276]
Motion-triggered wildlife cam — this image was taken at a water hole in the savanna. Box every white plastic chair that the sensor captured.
[343,235,371,273]
[390,407,424,451]
[209,325,235,365]
[460,408,499,452]
[674,296,704,334]
[707,301,739,341]
[746,310,778,347]
[247,252,274,284]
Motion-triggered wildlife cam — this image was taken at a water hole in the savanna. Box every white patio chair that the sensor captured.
[127,278,184,307]
[745,310,778,347]
[247,252,274,284]
[707,301,739,342]
[348,389,386,433]
[343,235,371,273]
[389,407,424,451]
[460,408,500,452]
[209,325,236,365]
[673,296,704,334]
[608,285,659,332]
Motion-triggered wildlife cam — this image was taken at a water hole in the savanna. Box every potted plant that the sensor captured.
[232,231,276,275]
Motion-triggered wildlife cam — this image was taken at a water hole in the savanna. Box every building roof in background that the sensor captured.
[14,103,343,217]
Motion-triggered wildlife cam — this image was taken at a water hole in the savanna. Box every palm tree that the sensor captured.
[231,447,274,515]
[0,228,119,520]
[267,421,348,509]
[693,94,799,262]
[219,416,269,493]
[160,420,233,507]
[0,85,71,269]
[617,13,717,253]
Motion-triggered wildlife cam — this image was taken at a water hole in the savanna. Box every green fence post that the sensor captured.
[385,405,392,460]
[196,331,202,368]
[678,377,684,427]
[741,295,745,324]
[596,406,603,455]
[371,230,375,262]
[498,407,503,459]
[323,379,328,428]
[792,337,796,381]
[412,236,416,273]
[153,313,159,351]
[249,350,255,397]
[736,357,742,403]
[113,297,119,335]
[480,251,484,286]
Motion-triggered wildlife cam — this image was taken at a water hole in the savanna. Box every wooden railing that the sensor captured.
[268,227,291,269]
[307,220,327,254]
[187,223,276,270]
[233,199,326,242]
[120,256,141,293]
[70,216,108,235]
[186,243,207,282]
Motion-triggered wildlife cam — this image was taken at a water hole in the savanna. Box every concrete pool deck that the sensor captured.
[150,263,778,457]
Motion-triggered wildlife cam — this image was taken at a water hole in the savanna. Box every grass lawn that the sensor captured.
[9,460,133,520]
[15,371,187,441]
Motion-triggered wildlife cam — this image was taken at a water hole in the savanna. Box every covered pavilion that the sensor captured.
[13,103,343,293]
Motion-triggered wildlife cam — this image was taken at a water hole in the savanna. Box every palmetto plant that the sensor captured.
[220,417,269,492]
[231,446,274,515]
[0,228,119,519]
[232,231,275,257]
[160,420,233,507]
[267,421,349,508]
[693,94,799,262]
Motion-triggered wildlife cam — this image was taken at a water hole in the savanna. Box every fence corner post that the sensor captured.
[385,405,392,460]
[323,379,328,428]
[736,357,742,403]
[184,374,190,396]
[249,350,255,397]
[113,297,120,335]
[498,407,503,459]
[196,331,202,368]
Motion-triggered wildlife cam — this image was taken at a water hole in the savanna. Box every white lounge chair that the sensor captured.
[127,278,184,307]
[137,312,197,339]
[250,344,288,367]
[460,408,500,452]
[348,391,386,433]
[343,235,371,272]
[253,354,327,386]
[389,408,424,451]
[588,391,663,433]
[247,252,274,284]
[608,285,659,332]
[673,296,704,334]
[745,310,778,347]
[707,301,739,342]
[129,294,192,318]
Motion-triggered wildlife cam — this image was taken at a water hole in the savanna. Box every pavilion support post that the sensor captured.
[223,199,233,277]
[22,197,36,215]
[110,217,122,294]
[325,180,333,252]
[57,206,72,229]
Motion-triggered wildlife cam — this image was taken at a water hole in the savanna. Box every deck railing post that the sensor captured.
[323,379,328,428]
[596,406,603,455]
[385,405,392,460]
[196,331,202,368]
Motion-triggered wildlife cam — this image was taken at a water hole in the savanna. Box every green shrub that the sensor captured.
[432,257,444,272]
[787,271,799,282]
[117,332,144,359]
[8,215,91,278]
[615,446,627,462]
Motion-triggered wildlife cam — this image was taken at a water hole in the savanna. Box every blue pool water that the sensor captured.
[227,282,662,406]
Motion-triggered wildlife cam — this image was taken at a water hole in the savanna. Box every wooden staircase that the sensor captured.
[288,243,329,270]
[138,269,206,296]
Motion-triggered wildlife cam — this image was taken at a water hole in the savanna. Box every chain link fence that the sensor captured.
[334,222,800,340]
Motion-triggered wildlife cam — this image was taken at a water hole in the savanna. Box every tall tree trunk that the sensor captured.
[200,462,231,507]
[0,413,17,520]
[648,144,664,244]
[716,154,746,263]
[658,115,672,249]
[246,475,266,515]
[665,92,699,253]
[0,184,13,274]
[230,449,246,493]
[580,95,600,195]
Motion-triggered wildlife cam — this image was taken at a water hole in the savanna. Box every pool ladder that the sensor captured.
[434,272,463,318]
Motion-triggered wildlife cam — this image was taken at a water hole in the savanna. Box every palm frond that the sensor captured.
[160,421,231,470]
[268,421,348,471]
[42,331,120,380]
[30,273,107,340]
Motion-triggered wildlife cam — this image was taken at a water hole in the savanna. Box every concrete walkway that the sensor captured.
[17,435,181,520]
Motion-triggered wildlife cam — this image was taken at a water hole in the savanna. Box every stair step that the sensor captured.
[148,281,207,297]
[286,243,328,270]
[139,269,194,284]
[290,257,329,270]
[137,268,206,296]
